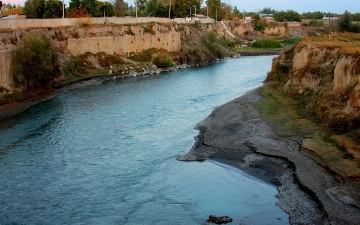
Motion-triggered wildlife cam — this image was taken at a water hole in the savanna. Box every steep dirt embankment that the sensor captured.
[179,34,360,224]
[265,34,360,224]
[0,23,182,89]
[0,20,286,91]
[268,34,360,182]
[269,35,360,134]
[0,23,197,89]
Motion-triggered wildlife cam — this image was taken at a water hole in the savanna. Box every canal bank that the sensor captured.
[0,56,289,224]
[179,85,360,224]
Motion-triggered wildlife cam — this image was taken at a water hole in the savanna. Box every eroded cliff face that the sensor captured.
[0,23,185,90]
[334,56,360,106]
[269,41,360,133]
[65,24,181,56]
[0,22,242,90]
[0,50,14,89]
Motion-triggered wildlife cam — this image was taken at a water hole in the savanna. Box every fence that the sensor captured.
[0,17,215,29]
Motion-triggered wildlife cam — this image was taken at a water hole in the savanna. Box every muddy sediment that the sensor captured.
[178,88,360,224]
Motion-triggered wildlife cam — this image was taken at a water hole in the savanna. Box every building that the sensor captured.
[262,16,275,23]
[322,17,338,26]
[185,14,208,21]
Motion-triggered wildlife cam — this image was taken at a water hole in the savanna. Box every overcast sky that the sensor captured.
[6,0,360,14]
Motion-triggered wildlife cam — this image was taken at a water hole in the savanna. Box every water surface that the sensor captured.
[0,56,288,224]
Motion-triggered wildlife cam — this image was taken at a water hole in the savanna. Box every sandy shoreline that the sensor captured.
[178,88,360,224]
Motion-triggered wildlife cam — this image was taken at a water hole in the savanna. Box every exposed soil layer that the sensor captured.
[178,88,360,225]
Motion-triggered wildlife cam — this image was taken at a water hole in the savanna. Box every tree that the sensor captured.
[220,3,232,20]
[44,0,63,18]
[274,10,301,22]
[146,0,167,17]
[338,11,353,32]
[113,0,125,17]
[69,0,98,17]
[253,14,267,32]
[67,7,89,18]
[24,0,45,18]
[301,11,324,20]
[260,7,276,15]
[82,0,98,16]
[133,0,147,16]
[24,0,64,18]
[172,0,201,17]
[0,4,24,16]
[206,0,220,20]
[233,6,241,17]
[15,32,60,91]
[98,1,115,17]
[353,13,360,21]
[69,0,82,9]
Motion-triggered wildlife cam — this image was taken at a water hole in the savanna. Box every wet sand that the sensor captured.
[178,88,360,224]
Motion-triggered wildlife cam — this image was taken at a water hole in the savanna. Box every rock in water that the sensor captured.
[207,215,233,224]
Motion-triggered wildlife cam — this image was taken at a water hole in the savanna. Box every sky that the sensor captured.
[5,0,360,14]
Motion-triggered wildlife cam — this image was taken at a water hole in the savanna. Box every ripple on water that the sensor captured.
[0,56,288,224]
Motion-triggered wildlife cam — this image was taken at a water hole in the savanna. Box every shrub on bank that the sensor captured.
[251,39,282,48]
[179,31,229,66]
[14,32,60,91]
[179,45,209,65]
[282,37,301,46]
[153,55,173,68]
[200,31,228,59]
[131,48,158,62]
[309,20,325,27]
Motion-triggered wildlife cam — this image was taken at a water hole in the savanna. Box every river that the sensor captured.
[0,56,288,224]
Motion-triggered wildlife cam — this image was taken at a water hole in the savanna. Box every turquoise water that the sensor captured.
[0,56,288,224]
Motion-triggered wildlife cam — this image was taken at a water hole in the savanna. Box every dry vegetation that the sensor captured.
[264,32,360,183]
[255,84,360,182]
[298,32,360,54]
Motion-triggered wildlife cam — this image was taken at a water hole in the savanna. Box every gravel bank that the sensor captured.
[178,88,360,224]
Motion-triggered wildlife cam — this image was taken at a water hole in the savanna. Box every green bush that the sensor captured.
[153,55,173,68]
[15,32,60,90]
[179,31,229,66]
[254,23,266,32]
[125,27,135,35]
[132,48,158,62]
[251,39,282,48]
[309,20,325,27]
[200,31,228,58]
[282,37,301,45]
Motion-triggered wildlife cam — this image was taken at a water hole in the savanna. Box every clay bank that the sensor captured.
[179,33,360,224]
[0,17,287,91]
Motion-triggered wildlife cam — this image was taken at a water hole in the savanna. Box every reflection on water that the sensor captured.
[0,56,288,224]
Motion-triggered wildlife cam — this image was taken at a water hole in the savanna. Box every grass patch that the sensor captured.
[281,37,301,46]
[251,39,282,49]
[299,32,360,54]
[255,84,360,180]
[131,48,159,62]
[153,55,173,68]
[254,84,317,137]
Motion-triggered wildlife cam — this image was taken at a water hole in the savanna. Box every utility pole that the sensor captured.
[62,0,64,18]
[194,5,196,19]
[328,14,331,39]
[168,0,171,19]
